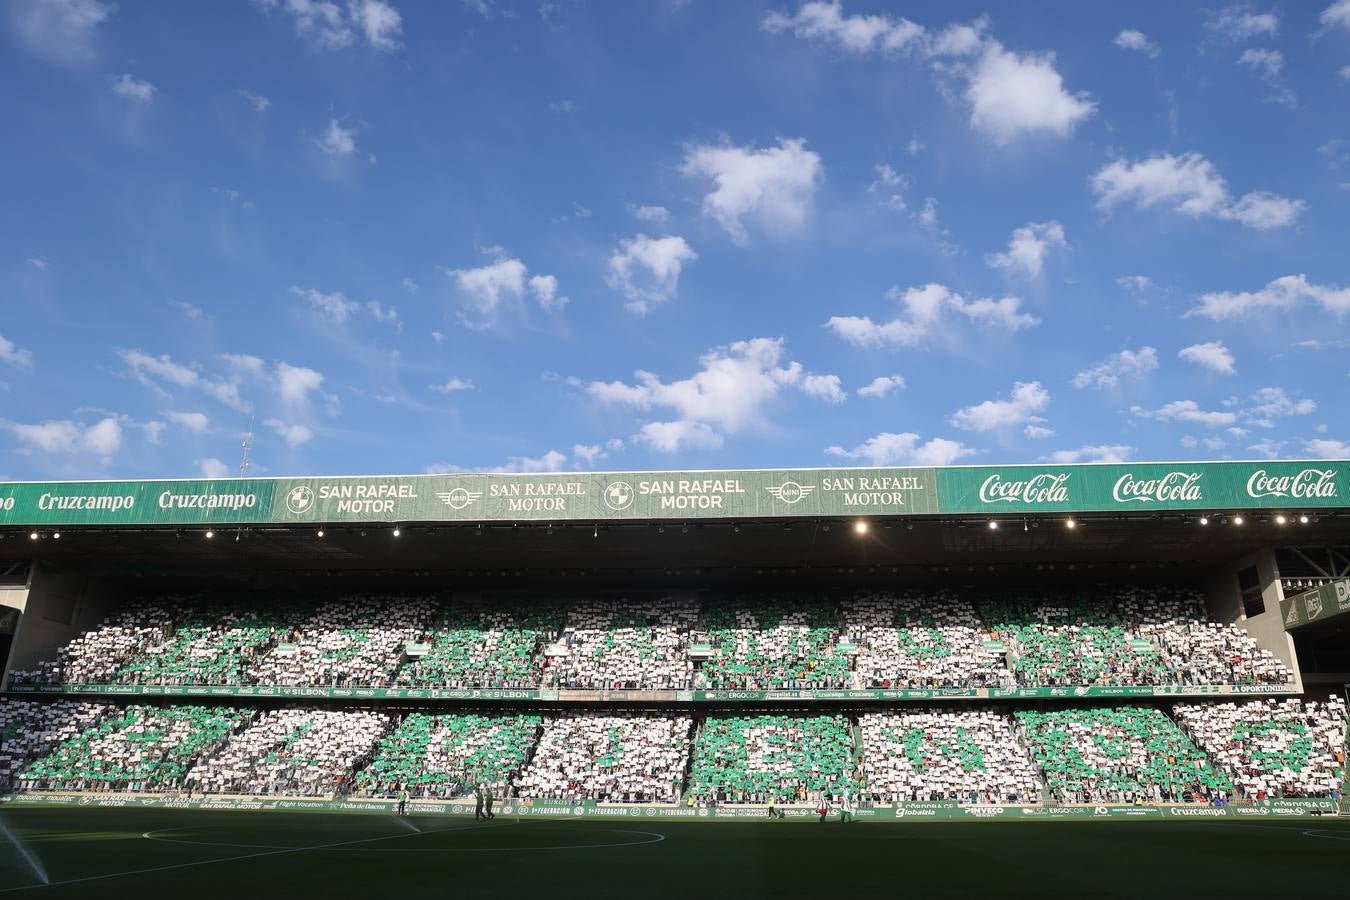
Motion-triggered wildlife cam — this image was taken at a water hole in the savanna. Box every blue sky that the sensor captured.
[2,0,1349,481]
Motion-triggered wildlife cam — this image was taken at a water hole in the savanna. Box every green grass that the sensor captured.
[0,808,1348,899]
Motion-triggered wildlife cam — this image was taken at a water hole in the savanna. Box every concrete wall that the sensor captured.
[1203,548,1301,687]
[1,566,123,688]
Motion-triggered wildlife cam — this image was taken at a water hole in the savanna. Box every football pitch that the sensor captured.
[1,808,1348,899]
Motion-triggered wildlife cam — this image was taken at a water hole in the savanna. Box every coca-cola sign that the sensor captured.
[1112,471,1203,504]
[978,472,1070,505]
[1245,468,1338,500]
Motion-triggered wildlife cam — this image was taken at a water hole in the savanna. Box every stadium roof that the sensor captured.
[4,459,1348,590]
[0,460,1346,530]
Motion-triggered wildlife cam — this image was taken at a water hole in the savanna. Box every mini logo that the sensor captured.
[1074,687,1090,696]
[766,481,814,504]
[1093,807,1110,816]
[604,481,634,511]
[435,488,482,510]
[698,808,709,817]
[1336,581,1350,611]
[1307,593,1324,621]
[1112,471,1203,504]
[1246,468,1338,500]
[573,807,585,817]
[285,485,315,515]
[1285,603,1300,626]
[978,472,1070,505]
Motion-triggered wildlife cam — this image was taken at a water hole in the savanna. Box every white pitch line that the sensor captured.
[0,820,495,894]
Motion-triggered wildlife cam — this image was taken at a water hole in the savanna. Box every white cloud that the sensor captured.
[1178,341,1236,375]
[316,118,357,155]
[239,89,271,112]
[111,73,155,103]
[572,443,616,466]
[1244,387,1315,426]
[1187,274,1350,320]
[1114,29,1159,56]
[1323,1,1350,30]
[1131,400,1237,428]
[429,378,474,393]
[224,353,266,377]
[1044,444,1133,464]
[1237,47,1281,78]
[1072,346,1159,390]
[917,197,939,228]
[1091,152,1304,230]
[350,0,401,50]
[264,418,314,447]
[1341,66,1350,80]
[1247,439,1282,458]
[198,457,231,478]
[528,274,567,312]
[1236,48,1296,106]
[949,381,1050,432]
[167,411,210,433]
[121,349,199,388]
[26,257,49,271]
[450,257,527,315]
[606,234,698,314]
[762,4,1092,145]
[259,0,402,50]
[825,432,977,466]
[1117,275,1153,293]
[426,448,573,474]
[801,373,846,405]
[965,43,1096,143]
[588,337,826,450]
[761,2,925,54]
[634,420,724,453]
[6,0,112,66]
[1204,5,1279,41]
[868,164,909,211]
[1024,425,1055,439]
[680,138,822,243]
[8,416,121,456]
[291,286,359,321]
[548,99,577,114]
[274,362,324,405]
[826,282,1038,348]
[365,301,401,331]
[0,334,34,371]
[632,205,670,223]
[985,220,1066,277]
[1306,438,1350,458]
[856,375,905,398]
[120,350,252,413]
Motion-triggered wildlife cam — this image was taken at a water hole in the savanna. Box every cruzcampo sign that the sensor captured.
[0,460,1345,527]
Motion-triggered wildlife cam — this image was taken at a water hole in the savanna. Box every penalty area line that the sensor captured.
[0,820,498,894]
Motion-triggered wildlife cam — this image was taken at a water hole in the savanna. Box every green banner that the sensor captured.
[0,460,1344,528]
[6,683,1296,702]
[1,794,1334,820]
[937,461,1346,515]
[1281,580,1350,630]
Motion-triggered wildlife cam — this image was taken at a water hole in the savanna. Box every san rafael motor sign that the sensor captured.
[0,460,1344,528]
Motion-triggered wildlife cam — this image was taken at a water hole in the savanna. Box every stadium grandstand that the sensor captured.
[0,461,1348,895]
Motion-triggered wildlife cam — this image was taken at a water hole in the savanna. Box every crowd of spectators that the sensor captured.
[514,713,691,803]
[687,714,858,804]
[185,709,390,797]
[1173,698,1347,799]
[845,591,1009,690]
[1014,706,1233,804]
[543,598,696,690]
[859,710,1040,804]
